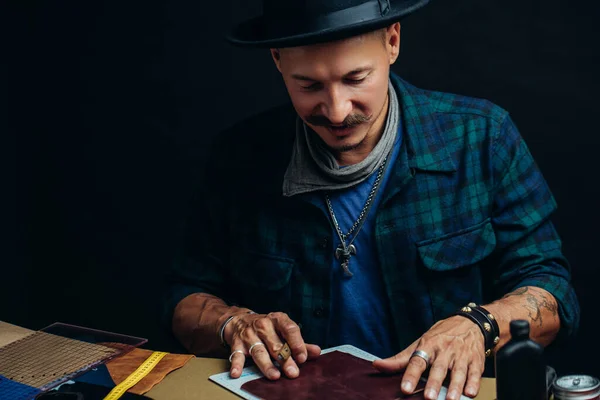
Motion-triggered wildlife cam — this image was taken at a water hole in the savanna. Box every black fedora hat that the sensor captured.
[226,0,429,48]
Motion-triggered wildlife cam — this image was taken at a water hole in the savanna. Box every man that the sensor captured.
[163,1,580,399]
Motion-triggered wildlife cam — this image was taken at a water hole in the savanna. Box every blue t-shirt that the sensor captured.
[308,126,403,358]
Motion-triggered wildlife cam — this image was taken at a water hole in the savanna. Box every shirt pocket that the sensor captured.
[416,218,496,320]
[230,249,295,314]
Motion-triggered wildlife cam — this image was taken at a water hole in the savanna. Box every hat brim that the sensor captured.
[226,0,429,48]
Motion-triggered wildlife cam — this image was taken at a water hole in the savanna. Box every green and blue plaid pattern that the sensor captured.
[163,73,579,353]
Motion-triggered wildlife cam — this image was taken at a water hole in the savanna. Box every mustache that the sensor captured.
[306,113,371,128]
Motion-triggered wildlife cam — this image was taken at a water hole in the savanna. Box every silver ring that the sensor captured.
[410,349,431,367]
[249,341,265,355]
[228,349,244,363]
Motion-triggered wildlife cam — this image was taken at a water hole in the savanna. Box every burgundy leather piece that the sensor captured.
[242,350,425,399]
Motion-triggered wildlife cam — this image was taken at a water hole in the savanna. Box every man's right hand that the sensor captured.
[224,311,321,380]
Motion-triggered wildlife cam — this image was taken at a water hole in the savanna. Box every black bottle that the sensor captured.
[495,319,547,400]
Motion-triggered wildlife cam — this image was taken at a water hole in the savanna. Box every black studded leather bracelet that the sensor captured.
[453,302,500,357]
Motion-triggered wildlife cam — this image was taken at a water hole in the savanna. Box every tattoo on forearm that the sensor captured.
[502,287,558,327]
[526,295,543,327]
[538,293,558,317]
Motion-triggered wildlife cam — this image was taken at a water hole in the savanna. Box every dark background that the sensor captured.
[4,0,599,379]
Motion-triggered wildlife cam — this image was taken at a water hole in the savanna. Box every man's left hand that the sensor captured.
[372,316,485,400]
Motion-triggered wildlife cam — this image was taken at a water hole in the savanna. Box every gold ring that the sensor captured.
[277,342,292,362]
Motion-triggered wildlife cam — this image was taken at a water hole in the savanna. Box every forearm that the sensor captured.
[484,286,560,350]
[172,292,253,357]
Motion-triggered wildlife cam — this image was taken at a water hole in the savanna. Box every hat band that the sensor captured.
[265,0,391,39]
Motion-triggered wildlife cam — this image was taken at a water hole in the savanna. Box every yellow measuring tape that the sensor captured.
[103,351,168,400]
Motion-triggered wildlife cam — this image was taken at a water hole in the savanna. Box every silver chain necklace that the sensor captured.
[325,156,388,277]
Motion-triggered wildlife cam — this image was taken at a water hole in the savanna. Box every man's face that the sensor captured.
[271,25,400,155]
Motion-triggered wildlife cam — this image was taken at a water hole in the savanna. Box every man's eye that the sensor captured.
[345,77,366,84]
[301,83,321,91]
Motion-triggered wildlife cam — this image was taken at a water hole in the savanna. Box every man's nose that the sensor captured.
[323,86,352,125]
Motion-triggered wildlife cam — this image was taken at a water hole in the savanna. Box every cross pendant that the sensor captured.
[335,244,357,277]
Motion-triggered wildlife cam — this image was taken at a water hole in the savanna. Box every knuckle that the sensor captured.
[290,342,304,353]
[418,336,432,347]
[237,328,252,342]
[430,364,447,375]
[467,373,482,384]
[252,346,269,358]
[403,372,420,382]
[232,359,245,368]
[408,357,426,369]
[284,323,300,334]
[468,362,483,377]
[253,317,271,330]
[267,311,287,321]
[468,368,482,380]
[452,366,468,378]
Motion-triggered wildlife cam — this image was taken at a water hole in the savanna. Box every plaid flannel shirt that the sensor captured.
[163,73,579,353]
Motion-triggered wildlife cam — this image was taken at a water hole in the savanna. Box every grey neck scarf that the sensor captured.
[283,80,399,197]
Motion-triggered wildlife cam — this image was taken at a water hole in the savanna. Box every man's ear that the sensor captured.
[271,48,282,72]
[387,22,401,65]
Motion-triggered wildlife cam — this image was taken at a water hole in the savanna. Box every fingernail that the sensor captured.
[402,381,413,392]
[448,389,458,399]
[268,369,280,379]
[466,386,476,396]
[426,388,437,399]
[231,368,238,376]
[286,366,298,376]
[297,353,307,363]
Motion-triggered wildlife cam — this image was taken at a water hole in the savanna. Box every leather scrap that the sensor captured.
[105,347,194,395]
